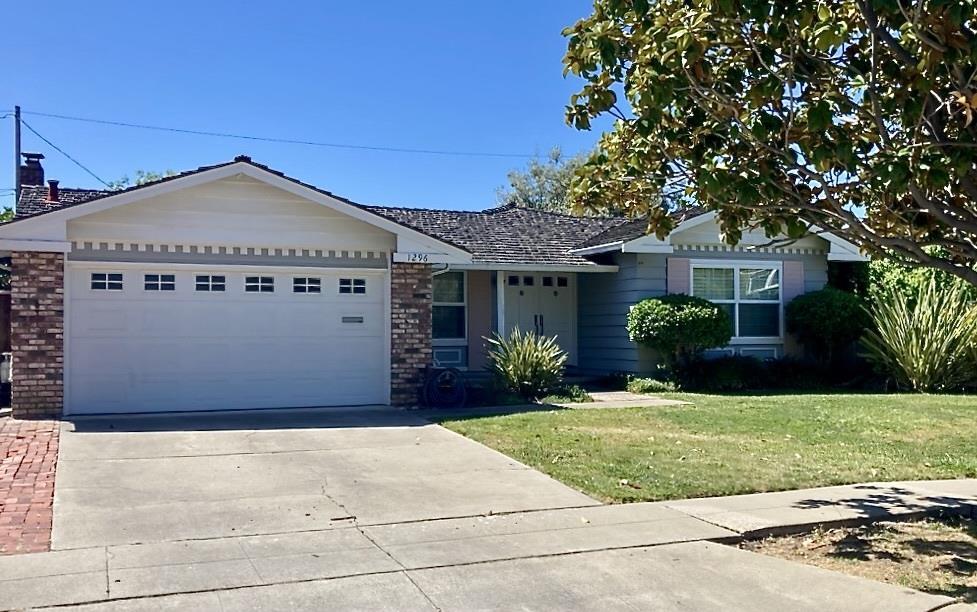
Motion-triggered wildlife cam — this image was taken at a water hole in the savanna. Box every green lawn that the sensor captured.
[436,394,977,503]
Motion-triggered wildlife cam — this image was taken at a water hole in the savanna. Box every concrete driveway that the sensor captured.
[53,407,598,549]
[0,408,963,610]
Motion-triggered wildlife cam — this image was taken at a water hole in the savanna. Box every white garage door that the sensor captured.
[65,265,388,414]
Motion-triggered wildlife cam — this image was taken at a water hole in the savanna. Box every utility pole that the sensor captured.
[13,106,21,211]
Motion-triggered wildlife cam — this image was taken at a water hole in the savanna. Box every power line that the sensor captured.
[22,110,538,159]
[20,120,110,187]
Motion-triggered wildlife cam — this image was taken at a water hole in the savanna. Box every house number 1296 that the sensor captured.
[406,253,430,263]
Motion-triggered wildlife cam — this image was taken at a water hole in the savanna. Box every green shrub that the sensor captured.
[485,329,568,401]
[785,288,871,364]
[540,384,593,404]
[626,377,678,394]
[627,294,732,368]
[861,278,977,391]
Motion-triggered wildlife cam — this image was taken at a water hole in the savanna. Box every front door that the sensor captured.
[503,273,576,364]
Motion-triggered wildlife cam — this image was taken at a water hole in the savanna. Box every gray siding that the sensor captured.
[577,252,666,375]
[576,249,830,375]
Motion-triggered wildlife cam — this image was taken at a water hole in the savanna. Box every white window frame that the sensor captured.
[690,260,783,344]
[432,270,467,347]
[244,275,275,293]
[292,276,322,294]
[90,272,124,291]
[143,273,176,292]
[195,274,226,292]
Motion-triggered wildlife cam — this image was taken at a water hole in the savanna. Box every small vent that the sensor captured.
[342,316,365,324]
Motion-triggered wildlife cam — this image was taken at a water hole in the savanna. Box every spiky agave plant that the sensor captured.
[485,328,568,401]
[862,278,977,392]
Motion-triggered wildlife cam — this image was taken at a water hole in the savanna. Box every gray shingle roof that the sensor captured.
[13,156,635,267]
[576,207,711,249]
[362,204,628,266]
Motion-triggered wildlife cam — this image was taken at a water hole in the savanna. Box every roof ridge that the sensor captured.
[362,204,485,215]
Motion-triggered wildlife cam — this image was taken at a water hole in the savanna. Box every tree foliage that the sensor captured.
[497,147,588,212]
[106,170,177,191]
[563,0,977,285]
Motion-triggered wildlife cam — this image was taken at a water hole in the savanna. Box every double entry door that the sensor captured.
[502,272,576,365]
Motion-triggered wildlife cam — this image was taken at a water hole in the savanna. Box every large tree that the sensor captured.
[563,0,977,285]
[106,170,176,191]
[497,147,588,212]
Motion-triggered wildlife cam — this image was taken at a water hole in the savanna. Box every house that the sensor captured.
[1,154,866,418]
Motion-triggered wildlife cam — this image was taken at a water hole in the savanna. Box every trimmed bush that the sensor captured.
[861,278,977,392]
[785,288,871,364]
[485,329,568,401]
[627,294,732,368]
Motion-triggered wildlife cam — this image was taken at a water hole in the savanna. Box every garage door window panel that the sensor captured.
[91,273,123,291]
[196,275,226,292]
[245,276,275,293]
[144,274,176,291]
[339,278,366,294]
[293,277,321,294]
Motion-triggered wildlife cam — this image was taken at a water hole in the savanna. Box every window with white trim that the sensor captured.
[195,275,225,292]
[432,271,466,341]
[339,278,366,294]
[245,276,274,293]
[91,272,123,291]
[144,274,175,291]
[293,277,321,293]
[691,263,782,338]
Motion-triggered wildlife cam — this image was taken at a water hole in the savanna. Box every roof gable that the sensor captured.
[4,157,471,262]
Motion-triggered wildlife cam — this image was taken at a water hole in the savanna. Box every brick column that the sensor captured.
[10,252,65,419]
[390,263,432,406]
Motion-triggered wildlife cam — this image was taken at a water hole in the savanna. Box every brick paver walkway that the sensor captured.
[0,418,59,555]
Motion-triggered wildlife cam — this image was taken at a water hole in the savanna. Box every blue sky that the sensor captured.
[2,1,610,212]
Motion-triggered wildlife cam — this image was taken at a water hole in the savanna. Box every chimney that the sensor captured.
[19,152,45,186]
[47,180,60,202]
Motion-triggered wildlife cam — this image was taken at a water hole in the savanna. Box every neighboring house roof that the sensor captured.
[17,186,109,218]
[362,204,627,267]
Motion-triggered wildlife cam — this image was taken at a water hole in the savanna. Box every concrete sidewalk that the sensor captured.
[1,478,974,611]
[664,479,977,537]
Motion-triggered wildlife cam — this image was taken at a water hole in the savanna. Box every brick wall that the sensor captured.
[390,263,432,406]
[10,252,64,419]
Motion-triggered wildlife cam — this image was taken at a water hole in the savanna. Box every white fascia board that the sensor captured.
[450,263,619,273]
[567,241,624,256]
[393,235,472,264]
[0,162,472,262]
[0,239,72,253]
[621,243,674,254]
[810,225,869,262]
[827,247,869,262]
